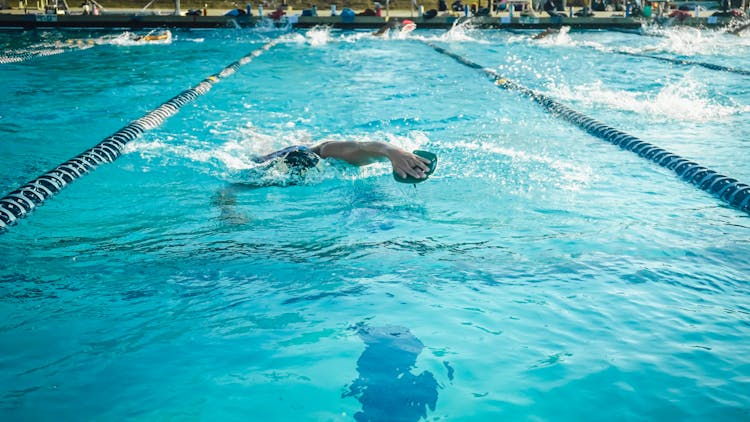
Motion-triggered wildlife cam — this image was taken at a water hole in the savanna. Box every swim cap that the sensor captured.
[283,149,319,170]
[255,146,318,166]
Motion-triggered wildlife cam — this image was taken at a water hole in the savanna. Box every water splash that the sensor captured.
[546,75,748,122]
[452,140,594,192]
[252,17,290,32]
[395,26,416,40]
[304,25,334,46]
[725,19,750,39]
[125,130,316,186]
[534,26,573,46]
[286,26,371,46]
[656,26,717,56]
[126,121,430,186]
[413,18,488,43]
[639,25,738,56]
[108,31,173,47]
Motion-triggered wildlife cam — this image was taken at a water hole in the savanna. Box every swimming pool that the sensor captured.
[1,24,749,420]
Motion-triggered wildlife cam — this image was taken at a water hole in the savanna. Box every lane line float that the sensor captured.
[424,41,750,215]
[0,38,281,232]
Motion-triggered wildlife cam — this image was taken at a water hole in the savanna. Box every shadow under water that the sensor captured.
[343,323,439,422]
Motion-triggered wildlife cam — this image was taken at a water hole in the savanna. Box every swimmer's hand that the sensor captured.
[388,148,431,180]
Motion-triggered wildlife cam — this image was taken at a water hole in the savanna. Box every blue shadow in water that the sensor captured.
[343,324,438,421]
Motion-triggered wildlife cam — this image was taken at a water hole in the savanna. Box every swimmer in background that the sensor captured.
[729,21,750,35]
[373,19,399,36]
[532,28,560,39]
[372,18,416,37]
[255,140,431,181]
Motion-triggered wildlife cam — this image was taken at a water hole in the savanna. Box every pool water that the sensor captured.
[1,24,749,420]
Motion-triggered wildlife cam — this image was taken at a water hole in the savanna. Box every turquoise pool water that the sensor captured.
[1,24,749,420]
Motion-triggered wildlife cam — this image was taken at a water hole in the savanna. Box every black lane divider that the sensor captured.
[424,41,750,215]
[617,50,750,77]
[0,38,281,232]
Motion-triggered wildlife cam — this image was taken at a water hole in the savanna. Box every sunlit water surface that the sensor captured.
[1,23,749,420]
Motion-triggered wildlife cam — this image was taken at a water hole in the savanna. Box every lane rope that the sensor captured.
[617,50,750,77]
[423,41,750,215]
[0,38,281,232]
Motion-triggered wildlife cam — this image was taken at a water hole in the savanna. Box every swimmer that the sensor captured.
[401,19,417,33]
[729,21,750,36]
[215,141,435,223]
[372,19,416,37]
[255,141,433,181]
[532,28,560,39]
[373,18,400,36]
[213,141,437,221]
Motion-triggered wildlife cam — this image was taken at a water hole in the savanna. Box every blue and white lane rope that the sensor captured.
[0,38,281,232]
[425,42,750,215]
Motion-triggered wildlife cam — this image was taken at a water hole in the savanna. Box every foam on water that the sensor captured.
[653,26,722,56]
[546,73,748,122]
[452,140,594,192]
[640,24,748,56]
[126,119,429,186]
[534,26,574,46]
[422,18,489,43]
[285,25,423,46]
[107,31,173,47]
[301,25,336,46]
[252,17,292,32]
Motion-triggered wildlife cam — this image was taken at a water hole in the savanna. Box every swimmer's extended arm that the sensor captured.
[373,19,399,36]
[311,141,431,180]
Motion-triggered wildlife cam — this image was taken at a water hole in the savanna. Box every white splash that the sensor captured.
[413,18,488,43]
[305,25,334,46]
[453,140,593,191]
[252,17,287,32]
[547,75,748,122]
[534,26,573,46]
[107,30,173,47]
[126,122,431,185]
[639,25,737,56]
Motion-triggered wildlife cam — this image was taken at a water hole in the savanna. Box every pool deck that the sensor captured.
[0,7,738,30]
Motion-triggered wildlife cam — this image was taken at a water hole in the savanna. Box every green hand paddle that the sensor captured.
[394,150,438,184]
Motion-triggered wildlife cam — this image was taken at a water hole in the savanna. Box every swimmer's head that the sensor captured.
[282,149,320,175]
